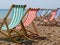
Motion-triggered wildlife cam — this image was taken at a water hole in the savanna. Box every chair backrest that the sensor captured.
[2,5,26,30]
[55,9,60,18]
[49,10,57,20]
[40,10,48,16]
[43,10,57,22]
[16,8,39,29]
[45,10,52,16]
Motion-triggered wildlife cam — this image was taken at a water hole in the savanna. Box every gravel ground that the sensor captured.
[0,21,60,45]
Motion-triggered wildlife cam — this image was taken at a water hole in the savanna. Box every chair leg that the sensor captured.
[20,21,28,36]
[0,30,9,37]
[0,31,19,43]
[12,29,38,42]
[0,20,9,38]
[19,21,40,41]
[10,37,21,44]
[20,29,40,40]
[5,21,20,43]
[5,21,11,37]
[32,22,38,34]
[20,29,38,36]
[0,20,5,30]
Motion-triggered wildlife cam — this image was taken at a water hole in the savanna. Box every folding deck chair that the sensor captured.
[55,9,60,26]
[40,9,49,16]
[16,8,40,39]
[0,4,33,43]
[55,8,60,19]
[36,9,50,21]
[43,10,57,22]
[37,9,52,26]
[38,9,57,26]
[49,10,57,21]
[42,10,57,26]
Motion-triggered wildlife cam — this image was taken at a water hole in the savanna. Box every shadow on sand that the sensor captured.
[0,36,48,45]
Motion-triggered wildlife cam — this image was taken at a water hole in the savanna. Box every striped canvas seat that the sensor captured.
[16,8,39,29]
[55,9,60,18]
[43,10,57,22]
[1,5,26,30]
[40,10,48,16]
[49,10,57,20]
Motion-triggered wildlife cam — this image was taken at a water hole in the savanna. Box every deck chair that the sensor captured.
[46,10,52,15]
[40,9,49,16]
[16,8,40,39]
[36,9,49,21]
[38,9,57,26]
[55,8,60,18]
[0,4,30,43]
[38,9,51,26]
[49,10,57,21]
[43,10,57,22]
[42,10,57,26]
[55,9,60,27]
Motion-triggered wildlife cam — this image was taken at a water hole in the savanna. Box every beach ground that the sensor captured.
[0,20,60,45]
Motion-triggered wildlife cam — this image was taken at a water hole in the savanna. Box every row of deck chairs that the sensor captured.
[1,4,60,43]
[0,4,41,43]
[35,9,60,26]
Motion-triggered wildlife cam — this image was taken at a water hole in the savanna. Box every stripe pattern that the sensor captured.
[16,9,39,29]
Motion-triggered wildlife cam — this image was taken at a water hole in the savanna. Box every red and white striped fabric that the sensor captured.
[43,10,57,22]
[16,9,38,29]
[49,10,57,20]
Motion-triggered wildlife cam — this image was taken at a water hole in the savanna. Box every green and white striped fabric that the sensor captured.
[2,5,25,30]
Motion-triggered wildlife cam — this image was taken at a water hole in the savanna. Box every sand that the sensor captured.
[0,18,60,45]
